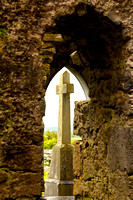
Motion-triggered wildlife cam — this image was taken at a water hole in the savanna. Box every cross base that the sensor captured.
[42,196,75,200]
[44,179,73,196]
[44,144,74,197]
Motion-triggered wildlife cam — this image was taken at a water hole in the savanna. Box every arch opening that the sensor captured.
[43,3,128,108]
[43,66,86,194]
[41,3,129,199]
[43,66,87,132]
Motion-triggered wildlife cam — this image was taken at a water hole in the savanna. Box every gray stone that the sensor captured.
[49,145,73,180]
[42,196,75,200]
[44,71,74,197]
[56,71,74,144]
[45,179,73,196]
[44,144,74,197]
[108,127,133,173]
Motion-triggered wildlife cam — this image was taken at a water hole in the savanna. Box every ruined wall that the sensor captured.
[72,2,133,198]
[73,101,133,200]
[0,0,132,199]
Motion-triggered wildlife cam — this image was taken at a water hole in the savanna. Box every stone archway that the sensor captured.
[0,1,132,200]
[43,66,87,130]
[41,3,132,199]
[66,65,89,100]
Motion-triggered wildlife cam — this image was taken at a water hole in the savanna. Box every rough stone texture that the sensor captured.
[42,197,75,200]
[73,101,133,200]
[0,0,132,199]
[108,127,133,173]
[56,71,74,144]
[45,144,73,196]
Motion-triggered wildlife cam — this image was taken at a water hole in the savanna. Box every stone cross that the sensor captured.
[45,71,75,198]
[56,71,74,144]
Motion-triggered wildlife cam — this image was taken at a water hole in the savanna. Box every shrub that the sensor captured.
[44,130,57,149]
[44,130,82,149]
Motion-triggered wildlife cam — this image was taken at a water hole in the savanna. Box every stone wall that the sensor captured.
[0,0,132,199]
[73,101,133,200]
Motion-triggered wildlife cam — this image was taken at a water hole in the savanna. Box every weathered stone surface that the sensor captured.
[108,127,133,173]
[45,144,74,197]
[0,171,8,183]
[43,34,64,43]
[42,197,75,200]
[56,71,74,145]
[0,0,132,199]
[1,144,43,172]
[49,145,73,180]
[73,100,133,199]
[0,182,9,200]
[44,71,74,197]
[0,171,42,200]
[10,172,42,198]
[73,141,82,177]
[16,198,37,200]
[45,179,73,196]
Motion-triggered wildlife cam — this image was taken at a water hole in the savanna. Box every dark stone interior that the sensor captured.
[45,4,128,111]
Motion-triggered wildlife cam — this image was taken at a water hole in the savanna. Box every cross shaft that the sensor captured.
[56,71,74,144]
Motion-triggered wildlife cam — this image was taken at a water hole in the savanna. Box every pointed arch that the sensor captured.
[43,66,87,131]
[66,65,90,100]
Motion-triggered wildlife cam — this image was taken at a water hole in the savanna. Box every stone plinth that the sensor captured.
[45,179,73,196]
[42,196,75,200]
[48,145,73,180]
[44,144,74,196]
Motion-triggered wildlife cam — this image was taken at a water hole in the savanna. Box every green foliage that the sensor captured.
[44,171,49,180]
[44,130,57,149]
[71,135,82,145]
[0,27,8,37]
[44,130,82,149]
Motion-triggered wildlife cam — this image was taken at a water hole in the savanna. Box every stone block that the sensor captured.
[1,145,43,172]
[45,179,73,196]
[108,127,133,173]
[73,179,83,196]
[0,182,9,200]
[0,171,8,183]
[83,158,97,180]
[40,43,56,54]
[73,141,82,177]
[43,34,64,42]
[42,196,75,200]
[45,144,74,197]
[16,198,37,200]
[49,144,73,180]
[70,51,83,66]
[41,54,54,63]
[9,172,43,198]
